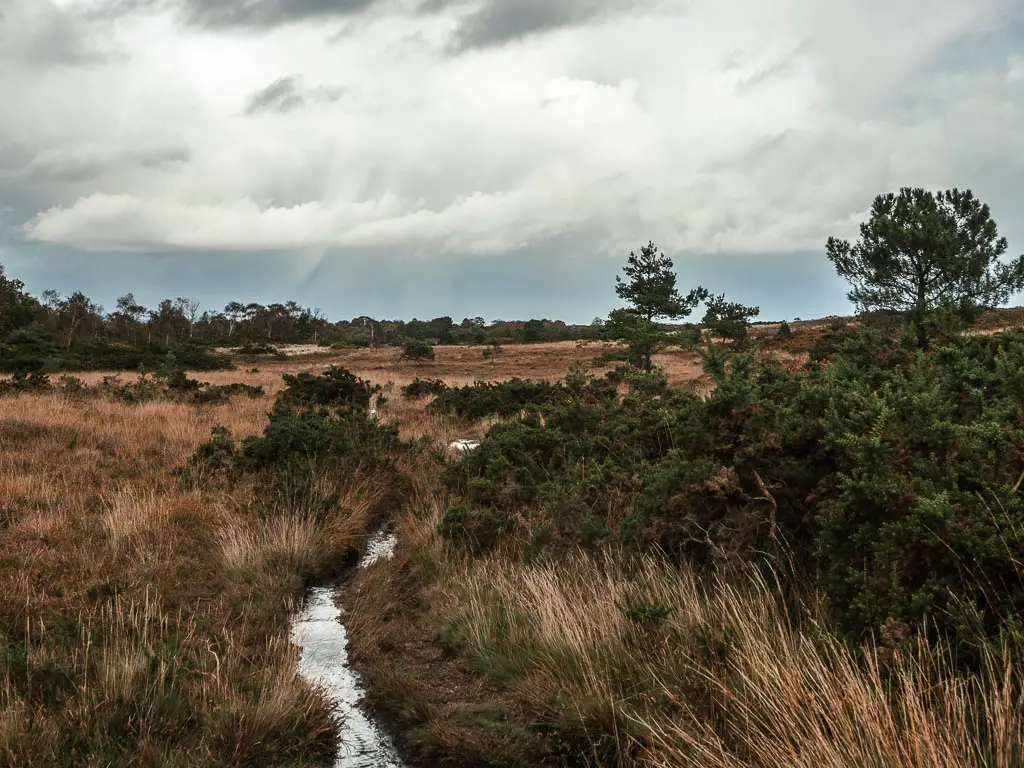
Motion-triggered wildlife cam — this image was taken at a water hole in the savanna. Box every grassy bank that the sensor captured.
[347,491,1024,768]
[0,377,392,765]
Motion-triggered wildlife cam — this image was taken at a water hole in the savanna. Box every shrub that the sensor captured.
[438,504,517,555]
[438,331,1024,656]
[429,378,569,420]
[400,338,435,361]
[233,343,287,358]
[777,320,793,339]
[482,342,502,363]
[57,375,87,397]
[402,377,448,399]
[182,366,407,516]
[0,323,60,373]
[191,382,264,405]
[0,370,50,396]
[276,366,378,410]
[63,341,233,372]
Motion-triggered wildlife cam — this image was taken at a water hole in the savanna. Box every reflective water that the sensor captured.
[291,528,404,768]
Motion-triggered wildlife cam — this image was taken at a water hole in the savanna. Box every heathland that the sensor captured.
[2,318,1024,766]
[3,186,1024,766]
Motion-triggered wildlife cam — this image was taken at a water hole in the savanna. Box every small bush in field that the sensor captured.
[402,377,448,399]
[429,378,568,420]
[192,382,264,404]
[438,504,517,555]
[233,343,286,358]
[777,320,793,339]
[482,341,502,363]
[0,370,50,396]
[277,366,378,410]
[400,338,435,361]
[182,364,407,506]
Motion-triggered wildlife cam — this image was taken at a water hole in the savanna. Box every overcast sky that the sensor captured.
[1,0,1022,323]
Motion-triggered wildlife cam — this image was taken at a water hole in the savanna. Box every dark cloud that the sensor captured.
[138,0,652,47]
[179,0,378,30]
[438,0,649,51]
[244,76,306,114]
[244,76,345,115]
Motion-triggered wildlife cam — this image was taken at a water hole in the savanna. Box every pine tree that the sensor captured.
[826,187,1024,348]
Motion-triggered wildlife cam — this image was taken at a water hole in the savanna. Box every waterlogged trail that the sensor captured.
[291,528,405,768]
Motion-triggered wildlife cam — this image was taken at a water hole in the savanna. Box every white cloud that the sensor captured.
[5,0,1024,263]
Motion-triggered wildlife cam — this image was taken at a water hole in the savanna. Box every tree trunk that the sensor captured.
[915,320,928,350]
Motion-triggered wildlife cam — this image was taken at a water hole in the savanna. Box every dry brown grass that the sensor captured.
[2,341,592,763]
[0,379,393,764]
[443,552,1024,768]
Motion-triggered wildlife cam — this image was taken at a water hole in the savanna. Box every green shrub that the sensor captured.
[191,382,264,405]
[400,338,435,361]
[233,343,286,358]
[438,330,1024,657]
[0,370,51,396]
[181,366,407,521]
[429,378,569,420]
[276,366,378,410]
[62,341,233,372]
[238,407,400,473]
[438,504,517,555]
[402,377,448,399]
[0,323,60,373]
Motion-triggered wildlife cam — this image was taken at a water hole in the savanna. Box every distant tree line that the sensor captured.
[0,265,608,372]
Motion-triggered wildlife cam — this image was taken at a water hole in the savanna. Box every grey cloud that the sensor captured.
[439,0,651,51]
[245,76,306,114]
[153,0,654,47]
[25,145,192,181]
[244,76,344,115]
[179,0,378,30]
[731,42,811,94]
[0,0,113,67]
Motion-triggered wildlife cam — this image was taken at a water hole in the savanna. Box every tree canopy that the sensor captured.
[826,187,1024,348]
[615,241,707,322]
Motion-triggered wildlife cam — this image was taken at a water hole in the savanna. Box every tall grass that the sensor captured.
[0,385,400,764]
[436,547,1024,767]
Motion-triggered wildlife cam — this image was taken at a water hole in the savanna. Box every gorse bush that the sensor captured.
[185,365,406,515]
[400,338,435,361]
[277,365,379,410]
[428,378,581,420]
[440,329,1024,655]
[0,366,263,404]
[0,370,50,396]
[401,377,448,399]
[0,334,234,375]
[233,343,286,358]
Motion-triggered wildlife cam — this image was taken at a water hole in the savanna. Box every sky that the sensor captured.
[1,0,1022,324]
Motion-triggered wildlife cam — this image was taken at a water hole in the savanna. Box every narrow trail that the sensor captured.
[291,528,406,768]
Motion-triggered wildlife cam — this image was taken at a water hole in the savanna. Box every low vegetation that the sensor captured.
[0,364,404,765]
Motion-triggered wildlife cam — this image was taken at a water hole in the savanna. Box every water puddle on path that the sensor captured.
[291,528,404,768]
